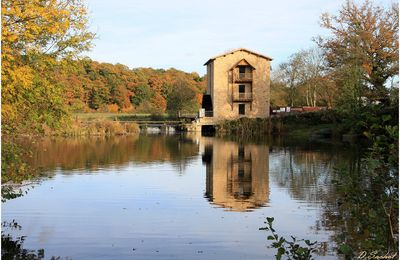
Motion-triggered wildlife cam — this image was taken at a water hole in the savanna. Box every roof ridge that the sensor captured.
[204,48,272,65]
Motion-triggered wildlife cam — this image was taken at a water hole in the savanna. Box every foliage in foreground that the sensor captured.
[260,217,318,260]
[326,104,398,255]
[2,220,65,259]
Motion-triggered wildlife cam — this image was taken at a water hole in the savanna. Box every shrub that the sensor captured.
[126,122,140,134]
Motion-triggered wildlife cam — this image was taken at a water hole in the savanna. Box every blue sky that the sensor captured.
[85,0,394,75]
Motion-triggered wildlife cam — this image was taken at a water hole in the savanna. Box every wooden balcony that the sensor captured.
[233,72,253,82]
[232,92,253,102]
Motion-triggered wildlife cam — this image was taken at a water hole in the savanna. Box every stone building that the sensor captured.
[201,48,272,122]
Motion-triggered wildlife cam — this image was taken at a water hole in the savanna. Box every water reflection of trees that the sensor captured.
[269,144,397,253]
[269,147,340,203]
[321,155,398,253]
[18,135,199,172]
[198,137,270,212]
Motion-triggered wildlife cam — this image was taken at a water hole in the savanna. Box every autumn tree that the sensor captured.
[1,0,94,133]
[317,0,399,103]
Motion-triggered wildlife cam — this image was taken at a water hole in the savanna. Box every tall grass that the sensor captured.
[218,118,271,137]
[73,113,178,122]
[60,120,140,136]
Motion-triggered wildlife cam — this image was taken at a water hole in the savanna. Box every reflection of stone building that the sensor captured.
[200,137,270,211]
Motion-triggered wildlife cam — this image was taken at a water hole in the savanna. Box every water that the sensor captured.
[2,134,360,259]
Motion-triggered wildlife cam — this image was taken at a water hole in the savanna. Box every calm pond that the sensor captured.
[2,134,362,259]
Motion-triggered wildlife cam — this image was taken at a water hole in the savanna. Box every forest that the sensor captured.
[58,59,206,115]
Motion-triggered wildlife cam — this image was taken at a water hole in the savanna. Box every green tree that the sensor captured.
[167,79,198,114]
[131,84,155,108]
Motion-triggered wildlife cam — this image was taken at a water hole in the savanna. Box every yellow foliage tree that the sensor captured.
[1,0,94,134]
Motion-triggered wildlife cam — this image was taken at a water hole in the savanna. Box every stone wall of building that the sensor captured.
[207,50,271,121]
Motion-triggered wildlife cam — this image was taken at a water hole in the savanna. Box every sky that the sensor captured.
[85,0,394,75]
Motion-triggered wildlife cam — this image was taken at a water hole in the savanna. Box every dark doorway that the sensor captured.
[201,95,213,117]
[239,104,245,115]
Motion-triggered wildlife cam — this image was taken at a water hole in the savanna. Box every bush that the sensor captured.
[126,122,140,134]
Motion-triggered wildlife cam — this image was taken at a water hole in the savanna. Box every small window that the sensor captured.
[239,104,245,115]
[239,66,246,73]
[239,85,245,93]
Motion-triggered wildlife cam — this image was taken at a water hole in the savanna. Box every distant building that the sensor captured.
[201,48,272,121]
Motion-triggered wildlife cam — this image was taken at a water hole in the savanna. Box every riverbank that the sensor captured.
[59,120,141,136]
[217,106,397,144]
[217,110,343,142]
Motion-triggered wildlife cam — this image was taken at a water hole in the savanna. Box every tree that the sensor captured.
[167,79,198,114]
[317,0,399,102]
[276,54,303,106]
[270,79,288,107]
[1,0,94,133]
[131,84,154,108]
[297,48,325,107]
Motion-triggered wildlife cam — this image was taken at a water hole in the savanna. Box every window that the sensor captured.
[239,66,246,73]
[238,84,245,93]
[239,104,245,115]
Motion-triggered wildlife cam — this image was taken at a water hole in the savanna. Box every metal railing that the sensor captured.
[204,110,213,117]
[234,72,253,82]
[232,92,253,101]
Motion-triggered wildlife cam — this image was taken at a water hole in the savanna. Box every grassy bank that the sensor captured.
[268,110,343,141]
[73,113,177,122]
[218,105,398,144]
[58,120,141,136]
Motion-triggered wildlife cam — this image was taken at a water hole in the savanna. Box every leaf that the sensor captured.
[296,247,306,255]
[338,244,352,255]
[276,247,285,260]
[382,114,391,122]
[368,209,377,218]
[267,235,275,240]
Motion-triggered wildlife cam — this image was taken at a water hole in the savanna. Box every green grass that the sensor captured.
[285,123,335,139]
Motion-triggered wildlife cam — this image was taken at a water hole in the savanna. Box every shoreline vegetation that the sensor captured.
[50,119,141,137]
[216,104,397,143]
